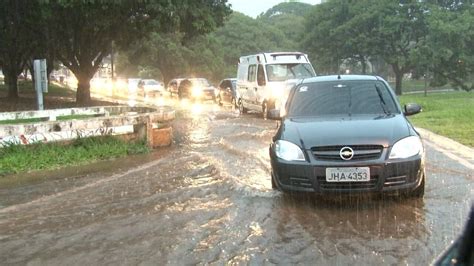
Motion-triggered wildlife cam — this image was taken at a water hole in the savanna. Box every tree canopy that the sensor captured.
[1,0,472,100]
[0,0,231,103]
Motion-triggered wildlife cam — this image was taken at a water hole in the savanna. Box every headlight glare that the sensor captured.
[192,86,202,97]
[389,136,423,159]
[275,140,305,161]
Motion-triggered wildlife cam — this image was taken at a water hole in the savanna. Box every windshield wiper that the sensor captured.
[375,84,390,115]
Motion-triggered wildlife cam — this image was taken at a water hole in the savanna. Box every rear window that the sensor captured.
[288,80,399,117]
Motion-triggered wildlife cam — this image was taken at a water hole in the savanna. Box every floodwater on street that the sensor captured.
[0,96,473,265]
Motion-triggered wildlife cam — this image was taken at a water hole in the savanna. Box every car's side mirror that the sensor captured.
[404,103,422,116]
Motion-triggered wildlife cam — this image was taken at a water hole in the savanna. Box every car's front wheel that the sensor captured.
[231,97,237,111]
[239,99,248,114]
[262,102,268,120]
[409,173,425,198]
[271,172,280,191]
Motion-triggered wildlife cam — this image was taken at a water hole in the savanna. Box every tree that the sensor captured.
[373,0,430,95]
[122,32,191,83]
[425,3,473,91]
[302,0,430,94]
[0,1,43,98]
[211,12,293,77]
[46,0,231,104]
[259,2,313,51]
[301,0,354,74]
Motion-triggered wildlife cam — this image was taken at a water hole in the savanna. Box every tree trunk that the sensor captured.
[391,64,404,96]
[361,59,367,74]
[5,68,19,99]
[76,76,92,104]
[394,71,403,96]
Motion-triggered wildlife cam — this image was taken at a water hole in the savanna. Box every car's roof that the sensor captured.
[302,75,382,84]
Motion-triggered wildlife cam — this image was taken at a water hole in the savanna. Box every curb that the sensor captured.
[416,127,474,169]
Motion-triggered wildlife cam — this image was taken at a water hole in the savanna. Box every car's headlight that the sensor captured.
[274,140,306,161]
[192,86,202,97]
[389,136,423,159]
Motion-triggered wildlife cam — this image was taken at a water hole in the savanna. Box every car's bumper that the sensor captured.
[270,148,424,195]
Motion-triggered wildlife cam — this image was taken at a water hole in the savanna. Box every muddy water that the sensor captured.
[0,101,473,265]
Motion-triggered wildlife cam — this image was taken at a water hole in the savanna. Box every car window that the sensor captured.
[219,81,225,89]
[146,80,159,85]
[248,65,256,82]
[288,80,399,117]
[266,63,315,82]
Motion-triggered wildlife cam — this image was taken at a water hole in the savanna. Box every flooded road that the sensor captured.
[1,98,473,265]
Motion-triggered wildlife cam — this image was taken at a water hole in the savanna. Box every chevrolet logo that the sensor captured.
[340,147,354,160]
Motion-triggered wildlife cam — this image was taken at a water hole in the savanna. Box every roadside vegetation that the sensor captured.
[399,91,474,147]
[0,136,149,176]
[0,80,74,97]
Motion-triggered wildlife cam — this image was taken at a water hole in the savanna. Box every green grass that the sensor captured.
[0,136,150,176]
[389,79,451,93]
[0,114,99,125]
[398,91,474,147]
[0,80,75,97]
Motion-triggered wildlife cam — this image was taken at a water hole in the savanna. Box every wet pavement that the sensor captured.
[0,96,473,265]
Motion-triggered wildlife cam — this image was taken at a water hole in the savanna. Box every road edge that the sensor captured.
[416,127,474,170]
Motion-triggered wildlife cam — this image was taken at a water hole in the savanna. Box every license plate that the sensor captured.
[325,167,370,182]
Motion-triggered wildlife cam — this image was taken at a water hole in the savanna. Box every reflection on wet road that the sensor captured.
[0,97,473,265]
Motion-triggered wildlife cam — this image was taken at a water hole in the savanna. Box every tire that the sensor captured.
[231,97,237,111]
[217,95,222,106]
[262,102,268,120]
[410,173,425,198]
[271,172,279,191]
[239,99,248,114]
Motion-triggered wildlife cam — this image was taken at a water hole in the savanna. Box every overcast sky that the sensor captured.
[227,0,322,18]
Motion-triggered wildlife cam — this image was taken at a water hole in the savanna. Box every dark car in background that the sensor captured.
[216,78,238,108]
[178,78,217,102]
[269,75,425,197]
[167,78,185,96]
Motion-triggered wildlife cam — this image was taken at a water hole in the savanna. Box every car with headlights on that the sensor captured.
[137,79,165,97]
[178,78,217,102]
[269,75,425,197]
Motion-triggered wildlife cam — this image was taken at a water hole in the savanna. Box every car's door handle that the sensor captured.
[254,88,258,91]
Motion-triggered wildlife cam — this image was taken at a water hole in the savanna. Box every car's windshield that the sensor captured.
[266,63,315,82]
[192,78,210,86]
[288,80,399,117]
[145,80,159,85]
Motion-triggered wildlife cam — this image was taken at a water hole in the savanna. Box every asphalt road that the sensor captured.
[0,96,473,265]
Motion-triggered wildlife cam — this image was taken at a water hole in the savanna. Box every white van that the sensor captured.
[236,52,316,119]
